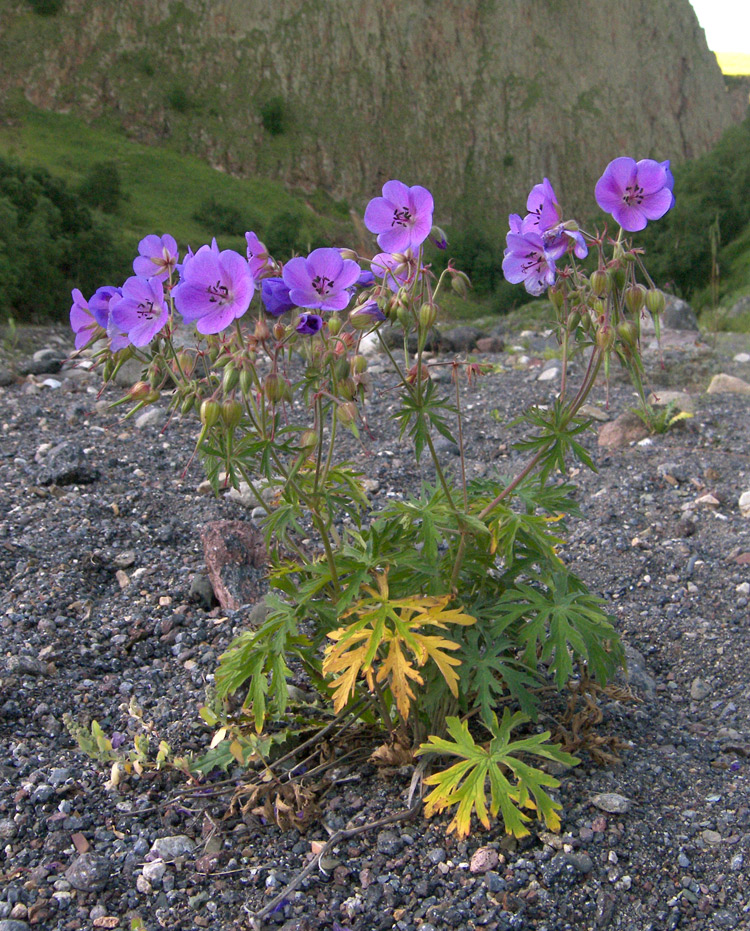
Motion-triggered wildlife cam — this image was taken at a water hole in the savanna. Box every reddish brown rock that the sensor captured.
[200,520,267,611]
[597,412,650,448]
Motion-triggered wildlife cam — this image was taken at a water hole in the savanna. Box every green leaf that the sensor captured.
[417,710,578,837]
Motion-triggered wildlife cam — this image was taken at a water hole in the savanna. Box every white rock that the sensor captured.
[537,367,560,382]
[142,859,166,884]
[41,378,62,389]
[740,491,750,518]
[591,793,631,814]
[733,353,750,363]
[135,407,166,429]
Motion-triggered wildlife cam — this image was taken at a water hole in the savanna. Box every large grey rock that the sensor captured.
[64,853,111,891]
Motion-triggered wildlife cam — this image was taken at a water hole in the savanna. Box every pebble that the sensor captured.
[148,835,196,860]
[135,407,166,429]
[591,793,631,814]
[469,846,499,873]
[64,853,111,891]
[690,677,712,700]
[706,373,750,395]
[739,491,750,518]
[142,859,167,884]
[702,829,723,845]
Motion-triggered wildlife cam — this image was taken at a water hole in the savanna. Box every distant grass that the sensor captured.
[0,102,351,257]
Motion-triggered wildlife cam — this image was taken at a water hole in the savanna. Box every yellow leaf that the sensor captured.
[377,637,423,719]
[209,727,227,749]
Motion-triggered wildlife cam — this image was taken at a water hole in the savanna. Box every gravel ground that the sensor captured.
[1,324,749,931]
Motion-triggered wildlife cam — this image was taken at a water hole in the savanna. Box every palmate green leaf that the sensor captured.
[513,401,596,482]
[417,710,578,838]
[457,628,540,722]
[501,573,623,687]
[214,597,308,732]
[393,381,457,462]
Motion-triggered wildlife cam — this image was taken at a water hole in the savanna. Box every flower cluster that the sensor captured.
[70,179,439,353]
[502,157,674,296]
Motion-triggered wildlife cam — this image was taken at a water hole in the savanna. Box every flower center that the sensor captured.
[392,206,413,228]
[137,300,155,319]
[208,280,230,304]
[623,183,645,207]
[311,275,334,297]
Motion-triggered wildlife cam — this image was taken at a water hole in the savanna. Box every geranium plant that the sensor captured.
[72,161,673,837]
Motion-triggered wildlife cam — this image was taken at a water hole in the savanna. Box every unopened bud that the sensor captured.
[548,287,565,312]
[273,321,286,341]
[222,363,240,395]
[264,372,286,403]
[200,399,221,428]
[239,368,254,396]
[617,321,639,347]
[130,380,151,401]
[254,318,271,341]
[419,303,437,330]
[607,265,626,291]
[181,395,195,416]
[327,315,343,336]
[337,401,357,425]
[567,310,581,331]
[396,306,412,329]
[624,284,646,316]
[351,354,368,375]
[590,270,608,297]
[299,429,318,449]
[221,398,244,430]
[450,270,471,299]
[339,377,357,400]
[645,289,665,317]
[339,248,358,261]
[596,325,615,352]
[176,350,195,377]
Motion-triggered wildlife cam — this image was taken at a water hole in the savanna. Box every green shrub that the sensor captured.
[192,197,256,237]
[259,96,288,136]
[78,161,122,213]
[26,0,64,14]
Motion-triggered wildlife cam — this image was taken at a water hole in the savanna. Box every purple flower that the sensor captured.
[543,224,589,261]
[245,231,271,278]
[70,289,107,349]
[364,180,434,253]
[595,157,675,232]
[173,240,255,334]
[282,248,360,312]
[295,313,323,335]
[349,301,386,329]
[87,286,131,351]
[370,251,420,292]
[502,229,557,296]
[356,268,376,288]
[261,277,296,316]
[132,234,179,281]
[524,179,561,234]
[110,276,169,347]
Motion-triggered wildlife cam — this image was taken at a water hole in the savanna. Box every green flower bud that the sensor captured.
[221,398,244,430]
[181,395,195,416]
[239,368,254,396]
[273,321,286,341]
[351,354,368,375]
[419,303,437,330]
[299,429,318,449]
[130,380,151,401]
[607,265,626,291]
[327,315,343,336]
[254,318,271,341]
[590,270,608,297]
[176,350,194,377]
[264,372,285,403]
[222,363,240,395]
[567,310,581,331]
[339,377,357,400]
[617,321,639,347]
[396,306,412,329]
[549,287,565,312]
[645,289,665,317]
[200,399,221,428]
[337,401,357,425]
[596,325,615,352]
[624,284,646,316]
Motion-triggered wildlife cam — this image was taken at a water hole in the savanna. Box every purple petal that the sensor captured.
[635,159,669,195]
[381,179,411,205]
[363,197,396,235]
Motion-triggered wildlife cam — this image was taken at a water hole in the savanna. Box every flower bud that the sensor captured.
[339,248,358,261]
[591,298,605,318]
[567,310,581,331]
[144,389,160,404]
[254,318,271,342]
[396,306,413,330]
[221,398,244,430]
[607,265,626,291]
[590,270,608,297]
[548,287,565,312]
[450,270,471,299]
[617,321,639,347]
[596,325,615,352]
[176,350,195,377]
[181,395,195,416]
[130,380,151,401]
[327,315,343,336]
[239,368,254,396]
[299,429,318,449]
[624,284,646,316]
[645,289,665,317]
[419,303,437,330]
[339,377,357,400]
[264,372,286,403]
[337,401,357,425]
[222,363,240,395]
[273,321,286,341]
[351,354,368,375]
[200,399,221,428]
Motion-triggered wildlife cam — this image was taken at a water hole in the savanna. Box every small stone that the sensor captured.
[690,677,712,700]
[702,829,722,845]
[733,352,750,363]
[730,853,744,871]
[537,366,560,382]
[142,859,166,884]
[647,390,695,414]
[149,835,196,860]
[591,793,631,814]
[694,493,720,508]
[6,655,48,676]
[597,412,649,449]
[134,407,166,429]
[469,846,499,873]
[376,829,404,856]
[739,491,750,518]
[64,853,111,892]
[0,922,32,931]
[707,373,750,395]
[136,875,152,894]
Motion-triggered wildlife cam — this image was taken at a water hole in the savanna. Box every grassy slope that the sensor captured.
[0,103,349,257]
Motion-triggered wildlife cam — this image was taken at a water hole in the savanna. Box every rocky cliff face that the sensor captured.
[0,0,738,229]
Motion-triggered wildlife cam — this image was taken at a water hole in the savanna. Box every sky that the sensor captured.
[689,1,750,53]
